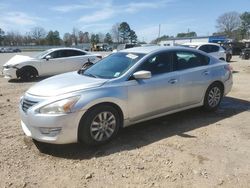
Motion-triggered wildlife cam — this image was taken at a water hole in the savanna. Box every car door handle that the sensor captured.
[203,71,209,75]
[168,79,178,84]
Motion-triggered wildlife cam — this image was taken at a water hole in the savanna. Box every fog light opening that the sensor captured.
[39,127,62,137]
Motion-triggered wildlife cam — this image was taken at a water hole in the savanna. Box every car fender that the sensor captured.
[73,87,128,120]
[15,60,40,72]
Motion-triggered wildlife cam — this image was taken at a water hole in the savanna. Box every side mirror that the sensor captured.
[45,55,51,61]
[133,70,152,79]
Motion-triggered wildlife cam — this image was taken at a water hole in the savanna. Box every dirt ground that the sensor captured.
[0,53,249,188]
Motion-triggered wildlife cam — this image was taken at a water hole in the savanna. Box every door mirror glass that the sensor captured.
[45,55,51,61]
[133,70,151,79]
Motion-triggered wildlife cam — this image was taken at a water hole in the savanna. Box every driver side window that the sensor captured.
[137,52,172,75]
[48,50,68,59]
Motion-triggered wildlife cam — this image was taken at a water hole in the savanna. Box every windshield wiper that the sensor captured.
[83,73,98,78]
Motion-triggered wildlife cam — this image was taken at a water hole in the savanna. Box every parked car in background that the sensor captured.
[19,46,232,145]
[240,48,250,60]
[113,43,140,52]
[13,48,22,52]
[182,42,226,61]
[221,46,232,62]
[0,47,21,53]
[2,48,101,80]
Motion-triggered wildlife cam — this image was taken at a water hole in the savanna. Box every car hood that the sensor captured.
[3,55,36,66]
[27,72,108,97]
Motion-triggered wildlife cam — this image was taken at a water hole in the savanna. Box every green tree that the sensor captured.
[151,35,170,44]
[46,30,61,45]
[95,34,100,44]
[0,28,5,45]
[104,33,113,44]
[129,30,137,44]
[90,34,96,48]
[176,32,197,38]
[240,12,250,39]
[118,22,131,43]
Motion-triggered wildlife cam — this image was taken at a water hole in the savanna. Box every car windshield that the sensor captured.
[33,49,53,59]
[82,52,145,79]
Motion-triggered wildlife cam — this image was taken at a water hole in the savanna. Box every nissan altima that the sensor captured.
[19,46,233,145]
[3,48,101,80]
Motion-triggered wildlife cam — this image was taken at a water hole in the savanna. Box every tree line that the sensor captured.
[0,11,249,46]
[0,22,138,47]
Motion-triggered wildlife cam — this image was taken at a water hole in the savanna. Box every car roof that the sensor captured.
[183,42,220,46]
[49,47,86,52]
[120,46,197,54]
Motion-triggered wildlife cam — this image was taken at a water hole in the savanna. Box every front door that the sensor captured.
[127,51,180,122]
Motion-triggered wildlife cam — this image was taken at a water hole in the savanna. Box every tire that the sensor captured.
[18,67,38,81]
[203,83,223,111]
[78,105,121,145]
[226,54,232,62]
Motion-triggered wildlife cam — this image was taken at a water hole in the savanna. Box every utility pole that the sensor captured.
[158,24,161,39]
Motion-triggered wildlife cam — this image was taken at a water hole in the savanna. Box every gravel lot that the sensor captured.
[0,52,250,188]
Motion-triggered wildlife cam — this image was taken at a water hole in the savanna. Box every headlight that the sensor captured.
[3,65,18,69]
[39,96,80,114]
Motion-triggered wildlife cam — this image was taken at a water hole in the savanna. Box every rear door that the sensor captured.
[61,50,87,72]
[173,50,211,106]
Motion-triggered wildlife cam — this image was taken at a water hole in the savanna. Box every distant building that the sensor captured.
[159,36,229,46]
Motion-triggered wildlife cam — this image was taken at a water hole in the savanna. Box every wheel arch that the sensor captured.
[209,80,225,94]
[77,101,124,142]
[16,65,39,78]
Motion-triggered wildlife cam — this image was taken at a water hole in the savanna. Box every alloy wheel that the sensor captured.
[208,87,221,108]
[90,111,116,142]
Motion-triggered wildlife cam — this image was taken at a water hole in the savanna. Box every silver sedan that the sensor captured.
[20,46,233,145]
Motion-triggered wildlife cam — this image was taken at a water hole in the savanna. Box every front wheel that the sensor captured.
[78,105,121,145]
[18,67,37,81]
[203,83,223,111]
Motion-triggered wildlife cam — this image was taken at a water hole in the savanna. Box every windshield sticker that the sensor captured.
[126,53,138,59]
[114,72,120,77]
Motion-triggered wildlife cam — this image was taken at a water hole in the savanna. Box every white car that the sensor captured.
[2,48,102,80]
[182,42,226,61]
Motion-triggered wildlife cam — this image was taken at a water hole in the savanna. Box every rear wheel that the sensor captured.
[203,83,223,111]
[78,105,121,145]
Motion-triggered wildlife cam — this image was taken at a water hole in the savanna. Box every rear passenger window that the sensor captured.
[199,45,209,53]
[174,51,209,71]
[67,50,86,56]
[49,50,67,58]
[209,45,219,53]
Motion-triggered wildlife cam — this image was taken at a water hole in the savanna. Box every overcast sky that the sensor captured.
[0,0,248,42]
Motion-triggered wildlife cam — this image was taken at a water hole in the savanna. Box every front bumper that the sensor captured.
[20,103,86,144]
[2,67,18,79]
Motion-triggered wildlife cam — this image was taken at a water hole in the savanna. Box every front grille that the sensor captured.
[22,99,38,113]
